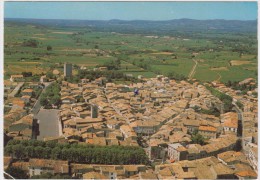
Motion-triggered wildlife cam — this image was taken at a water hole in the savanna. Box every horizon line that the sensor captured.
[4,17,258,22]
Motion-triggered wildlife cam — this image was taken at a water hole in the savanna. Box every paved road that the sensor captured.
[36,109,60,140]
[31,82,52,115]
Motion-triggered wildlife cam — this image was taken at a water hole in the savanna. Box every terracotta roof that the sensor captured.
[22,89,33,93]
[29,159,69,174]
[83,172,106,179]
[199,125,217,132]
[235,170,257,177]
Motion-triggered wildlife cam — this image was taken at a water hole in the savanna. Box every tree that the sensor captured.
[22,39,39,48]
[6,166,28,179]
[40,94,48,106]
[191,130,206,145]
[47,45,52,51]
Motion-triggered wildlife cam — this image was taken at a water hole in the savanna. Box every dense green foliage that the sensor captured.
[5,166,28,179]
[192,106,220,117]
[40,82,61,108]
[167,72,186,81]
[206,85,233,112]
[4,140,149,165]
[191,130,207,145]
[225,80,257,95]
[22,39,39,48]
[22,72,33,77]
[47,45,52,51]
[101,59,121,70]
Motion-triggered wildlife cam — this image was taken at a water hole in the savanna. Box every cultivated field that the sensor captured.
[4,22,257,82]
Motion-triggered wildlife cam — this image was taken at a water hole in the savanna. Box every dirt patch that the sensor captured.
[53,69,60,75]
[210,67,228,71]
[230,60,252,66]
[52,31,74,35]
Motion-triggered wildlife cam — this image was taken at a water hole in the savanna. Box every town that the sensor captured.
[4,62,258,179]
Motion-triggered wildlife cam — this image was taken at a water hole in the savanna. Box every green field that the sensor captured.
[4,22,257,82]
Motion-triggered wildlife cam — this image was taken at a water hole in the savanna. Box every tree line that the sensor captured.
[206,85,233,112]
[39,82,61,108]
[4,140,149,165]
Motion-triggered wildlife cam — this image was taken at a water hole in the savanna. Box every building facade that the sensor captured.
[64,63,72,77]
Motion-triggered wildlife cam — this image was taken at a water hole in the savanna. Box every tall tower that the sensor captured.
[91,104,98,118]
[64,63,72,77]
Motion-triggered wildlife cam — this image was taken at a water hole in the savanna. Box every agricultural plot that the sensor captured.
[4,22,257,83]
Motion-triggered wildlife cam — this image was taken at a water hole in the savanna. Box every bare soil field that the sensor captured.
[230,60,252,66]
[210,67,228,71]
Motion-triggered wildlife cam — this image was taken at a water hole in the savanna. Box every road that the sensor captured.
[188,59,198,79]
[36,109,61,140]
[8,82,24,98]
[31,82,52,115]
[232,101,244,149]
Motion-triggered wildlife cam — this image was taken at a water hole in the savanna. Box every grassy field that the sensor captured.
[4,22,257,82]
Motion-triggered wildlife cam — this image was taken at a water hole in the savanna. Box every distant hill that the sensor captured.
[5,18,257,36]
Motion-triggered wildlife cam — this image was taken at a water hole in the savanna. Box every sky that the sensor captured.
[4,1,258,21]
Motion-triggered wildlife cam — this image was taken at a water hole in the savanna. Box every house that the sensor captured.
[61,96,77,104]
[70,163,94,178]
[247,144,258,171]
[210,163,235,179]
[4,156,12,170]
[21,88,34,96]
[12,161,30,175]
[198,125,217,139]
[83,172,107,179]
[235,170,258,180]
[120,124,137,140]
[217,151,249,167]
[168,143,187,162]
[10,75,24,82]
[21,95,31,103]
[12,98,25,109]
[28,159,69,177]
[221,112,238,133]
[183,120,200,133]
[9,114,34,132]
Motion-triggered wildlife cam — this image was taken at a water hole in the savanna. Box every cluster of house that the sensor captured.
[4,78,41,140]
[4,73,258,179]
[4,155,257,179]
[211,78,258,172]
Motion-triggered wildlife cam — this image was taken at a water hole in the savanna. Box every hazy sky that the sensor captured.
[4,2,258,21]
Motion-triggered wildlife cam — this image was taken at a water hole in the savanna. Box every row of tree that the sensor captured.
[39,82,61,108]
[192,105,220,117]
[4,140,149,165]
[206,85,233,112]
